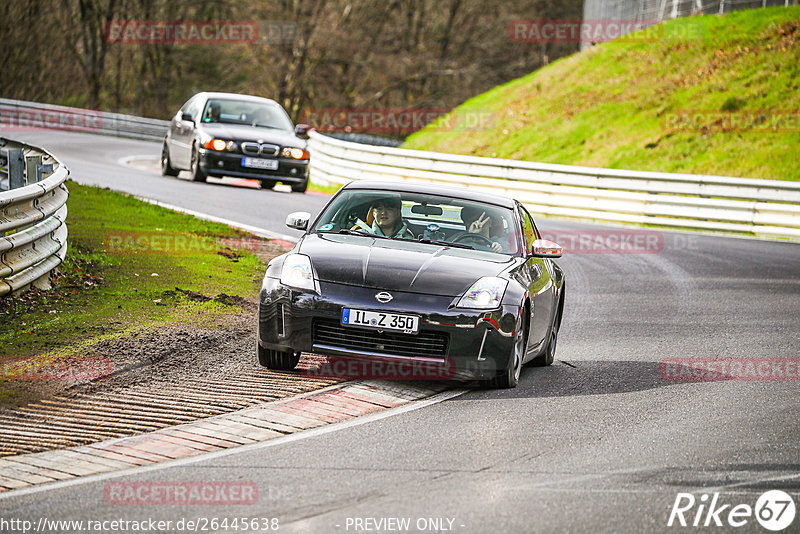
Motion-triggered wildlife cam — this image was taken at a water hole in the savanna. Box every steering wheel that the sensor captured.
[451,231,495,249]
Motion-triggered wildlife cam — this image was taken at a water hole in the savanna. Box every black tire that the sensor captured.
[161,142,179,177]
[257,343,301,371]
[260,179,277,190]
[190,144,207,182]
[531,325,557,367]
[485,315,524,389]
[291,177,308,193]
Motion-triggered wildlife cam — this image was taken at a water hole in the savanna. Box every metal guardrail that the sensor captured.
[307,131,800,239]
[0,98,169,142]
[0,138,69,297]
[2,98,798,240]
[581,0,795,49]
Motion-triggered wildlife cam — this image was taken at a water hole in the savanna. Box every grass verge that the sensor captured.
[0,181,273,407]
[403,7,800,181]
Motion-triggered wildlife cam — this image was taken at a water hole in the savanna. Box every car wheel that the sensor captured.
[257,343,301,371]
[487,315,524,389]
[291,178,308,193]
[190,144,207,182]
[161,142,179,176]
[532,325,557,367]
[260,179,277,190]
[531,302,561,367]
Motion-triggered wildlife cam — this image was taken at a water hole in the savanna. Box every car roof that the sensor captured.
[195,92,281,106]
[341,180,517,209]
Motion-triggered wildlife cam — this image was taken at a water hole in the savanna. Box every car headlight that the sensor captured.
[281,147,309,160]
[457,277,508,309]
[203,139,237,151]
[280,254,316,292]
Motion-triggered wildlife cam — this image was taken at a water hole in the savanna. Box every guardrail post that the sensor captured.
[25,155,43,185]
[7,149,24,189]
[37,163,54,181]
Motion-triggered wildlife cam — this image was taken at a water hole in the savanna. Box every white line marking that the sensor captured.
[116,155,300,243]
[138,198,299,243]
[0,389,466,500]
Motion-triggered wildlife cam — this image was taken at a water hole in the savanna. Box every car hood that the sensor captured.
[298,233,514,297]
[198,123,304,147]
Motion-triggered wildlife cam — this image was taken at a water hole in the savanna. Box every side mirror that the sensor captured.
[530,239,563,258]
[294,123,310,138]
[181,112,194,123]
[286,211,311,231]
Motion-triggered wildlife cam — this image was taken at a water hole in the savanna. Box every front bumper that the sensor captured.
[199,149,308,183]
[258,278,521,381]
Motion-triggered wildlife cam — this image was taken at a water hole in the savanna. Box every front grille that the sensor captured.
[313,319,449,359]
[241,142,279,156]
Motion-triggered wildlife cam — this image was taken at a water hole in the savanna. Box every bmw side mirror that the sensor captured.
[294,124,310,139]
[181,112,194,123]
[286,211,311,231]
[530,239,563,258]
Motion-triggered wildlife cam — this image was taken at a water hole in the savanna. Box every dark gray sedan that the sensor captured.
[161,92,310,192]
[258,181,566,388]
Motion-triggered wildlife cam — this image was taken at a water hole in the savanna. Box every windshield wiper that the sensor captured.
[417,238,474,250]
[251,122,283,130]
[336,229,388,239]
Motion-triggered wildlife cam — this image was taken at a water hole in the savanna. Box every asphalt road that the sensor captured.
[2,131,800,533]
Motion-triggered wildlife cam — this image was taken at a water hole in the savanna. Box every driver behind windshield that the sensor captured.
[367,195,415,239]
[460,206,507,253]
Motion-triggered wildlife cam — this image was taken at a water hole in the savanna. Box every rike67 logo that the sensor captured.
[668,490,796,531]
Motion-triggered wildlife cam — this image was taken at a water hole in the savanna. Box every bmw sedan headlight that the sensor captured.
[203,139,238,151]
[458,277,508,309]
[280,254,317,292]
[281,147,309,160]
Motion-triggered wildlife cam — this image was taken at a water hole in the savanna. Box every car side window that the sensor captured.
[517,205,538,253]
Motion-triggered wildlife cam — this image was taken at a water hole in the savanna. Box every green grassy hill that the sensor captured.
[404,7,800,180]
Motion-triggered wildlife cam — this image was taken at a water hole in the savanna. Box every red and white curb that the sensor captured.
[0,381,456,493]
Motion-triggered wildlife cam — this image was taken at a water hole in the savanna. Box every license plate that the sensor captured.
[342,308,419,334]
[242,157,279,170]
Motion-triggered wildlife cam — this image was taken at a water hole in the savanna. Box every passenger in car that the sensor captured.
[367,195,415,239]
[460,206,508,253]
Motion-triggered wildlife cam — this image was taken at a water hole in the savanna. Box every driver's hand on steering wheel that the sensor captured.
[490,242,502,253]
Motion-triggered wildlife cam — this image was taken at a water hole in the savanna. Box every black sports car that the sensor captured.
[257,181,565,388]
[161,92,310,192]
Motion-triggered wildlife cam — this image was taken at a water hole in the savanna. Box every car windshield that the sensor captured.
[201,98,294,130]
[313,189,521,254]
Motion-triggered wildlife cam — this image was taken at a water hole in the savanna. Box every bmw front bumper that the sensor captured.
[199,149,308,184]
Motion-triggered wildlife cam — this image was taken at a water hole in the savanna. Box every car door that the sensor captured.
[517,203,556,355]
[170,96,201,168]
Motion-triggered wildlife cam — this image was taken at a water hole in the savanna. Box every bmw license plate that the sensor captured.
[242,157,279,170]
[342,308,419,334]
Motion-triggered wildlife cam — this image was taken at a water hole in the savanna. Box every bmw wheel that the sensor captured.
[190,144,207,182]
[161,142,179,176]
